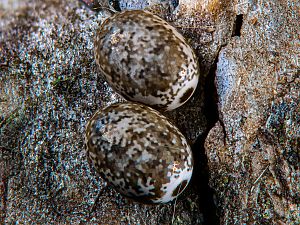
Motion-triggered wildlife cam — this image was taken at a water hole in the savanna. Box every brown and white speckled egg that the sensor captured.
[85,102,193,203]
[94,10,200,111]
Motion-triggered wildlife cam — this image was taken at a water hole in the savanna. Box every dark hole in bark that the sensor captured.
[232,14,244,37]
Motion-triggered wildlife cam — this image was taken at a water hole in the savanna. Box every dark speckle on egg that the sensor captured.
[179,87,195,103]
[94,10,200,111]
[85,102,193,203]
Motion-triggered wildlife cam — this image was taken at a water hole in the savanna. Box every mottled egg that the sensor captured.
[94,10,200,111]
[85,102,193,203]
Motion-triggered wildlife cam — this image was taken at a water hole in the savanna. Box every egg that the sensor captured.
[94,10,200,111]
[85,102,193,203]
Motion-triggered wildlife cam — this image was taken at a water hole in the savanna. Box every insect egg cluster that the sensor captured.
[85,10,199,204]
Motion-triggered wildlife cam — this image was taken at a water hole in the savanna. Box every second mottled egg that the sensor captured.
[85,102,193,203]
[94,10,200,111]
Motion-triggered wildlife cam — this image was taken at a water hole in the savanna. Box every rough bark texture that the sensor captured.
[205,0,300,224]
[0,0,298,224]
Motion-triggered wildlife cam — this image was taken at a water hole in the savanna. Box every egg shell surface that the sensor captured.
[85,102,193,203]
[94,10,200,111]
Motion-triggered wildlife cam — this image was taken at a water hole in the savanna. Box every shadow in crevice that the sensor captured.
[191,55,220,225]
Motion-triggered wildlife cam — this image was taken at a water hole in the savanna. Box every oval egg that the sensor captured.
[94,10,200,111]
[85,102,193,203]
